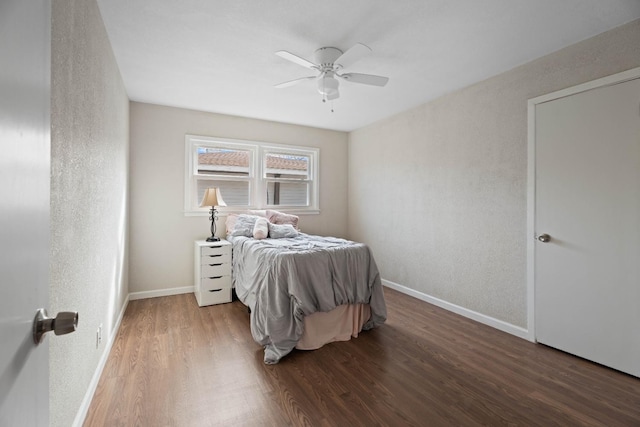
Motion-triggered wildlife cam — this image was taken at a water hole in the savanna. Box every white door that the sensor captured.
[535,76,640,377]
[0,0,52,424]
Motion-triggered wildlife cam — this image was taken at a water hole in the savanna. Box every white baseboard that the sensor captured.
[129,285,194,301]
[381,278,532,341]
[72,293,130,427]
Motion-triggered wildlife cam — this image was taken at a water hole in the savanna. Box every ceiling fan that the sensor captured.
[274,43,389,102]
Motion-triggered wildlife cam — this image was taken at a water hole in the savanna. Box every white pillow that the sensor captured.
[247,209,268,218]
[268,223,299,239]
[253,217,269,239]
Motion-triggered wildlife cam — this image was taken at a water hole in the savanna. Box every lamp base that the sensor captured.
[206,236,220,242]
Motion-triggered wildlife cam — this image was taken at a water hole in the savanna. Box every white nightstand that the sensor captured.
[194,239,232,306]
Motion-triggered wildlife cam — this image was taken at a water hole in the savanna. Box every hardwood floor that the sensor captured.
[84,288,640,426]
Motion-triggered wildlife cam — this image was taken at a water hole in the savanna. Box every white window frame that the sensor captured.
[185,135,319,216]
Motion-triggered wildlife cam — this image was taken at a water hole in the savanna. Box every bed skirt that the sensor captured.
[295,304,371,350]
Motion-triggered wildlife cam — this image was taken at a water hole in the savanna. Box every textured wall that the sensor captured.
[50,0,129,425]
[348,20,640,328]
[129,102,348,294]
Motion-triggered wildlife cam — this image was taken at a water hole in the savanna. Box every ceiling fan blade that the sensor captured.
[274,76,317,88]
[275,50,317,69]
[334,43,371,69]
[340,72,389,87]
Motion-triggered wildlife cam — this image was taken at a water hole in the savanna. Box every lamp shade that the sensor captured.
[200,187,227,207]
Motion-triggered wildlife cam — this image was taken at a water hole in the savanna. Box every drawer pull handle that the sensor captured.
[208,288,223,293]
[208,276,223,279]
[208,263,222,266]
[208,254,222,258]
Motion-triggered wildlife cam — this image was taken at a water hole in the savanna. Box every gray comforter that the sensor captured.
[229,234,387,364]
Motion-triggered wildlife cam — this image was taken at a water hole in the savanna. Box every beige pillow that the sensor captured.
[225,214,238,237]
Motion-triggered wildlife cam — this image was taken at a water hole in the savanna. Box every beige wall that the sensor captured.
[50,0,129,425]
[129,102,348,294]
[348,20,640,329]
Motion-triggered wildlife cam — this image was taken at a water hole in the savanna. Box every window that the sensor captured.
[185,135,319,215]
[264,151,310,207]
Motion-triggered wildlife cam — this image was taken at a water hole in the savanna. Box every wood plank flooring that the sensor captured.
[84,288,640,426]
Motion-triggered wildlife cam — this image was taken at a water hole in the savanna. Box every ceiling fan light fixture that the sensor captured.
[317,75,339,96]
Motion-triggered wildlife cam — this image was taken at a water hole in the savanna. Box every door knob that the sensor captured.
[33,308,78,345]
[537,233,551,243]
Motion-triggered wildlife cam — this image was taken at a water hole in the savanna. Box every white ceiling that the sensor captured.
[96,0,640,132]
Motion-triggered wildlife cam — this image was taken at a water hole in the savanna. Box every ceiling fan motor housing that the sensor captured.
[314,47,343,70]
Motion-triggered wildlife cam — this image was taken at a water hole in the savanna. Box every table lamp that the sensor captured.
[200,187,227,241]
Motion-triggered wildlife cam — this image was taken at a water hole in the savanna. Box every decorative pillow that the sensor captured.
[225,214,238,237]
[266,210,299,230]
[247,209,268,217]
[230,214,261,237]
[253,217,269,240]
[268,223,299,239]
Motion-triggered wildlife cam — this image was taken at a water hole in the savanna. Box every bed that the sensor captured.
[226,213,386,364]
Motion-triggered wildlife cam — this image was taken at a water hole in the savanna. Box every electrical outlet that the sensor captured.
[96,324,103,349]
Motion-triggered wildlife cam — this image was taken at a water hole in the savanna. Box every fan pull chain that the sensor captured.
[320,95,334,112]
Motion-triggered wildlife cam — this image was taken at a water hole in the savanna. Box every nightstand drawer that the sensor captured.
[201,262,230,278]
[201,275,231,291]
[196,287,232,306]
[201,252,231,264]
[202,245,229,257]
